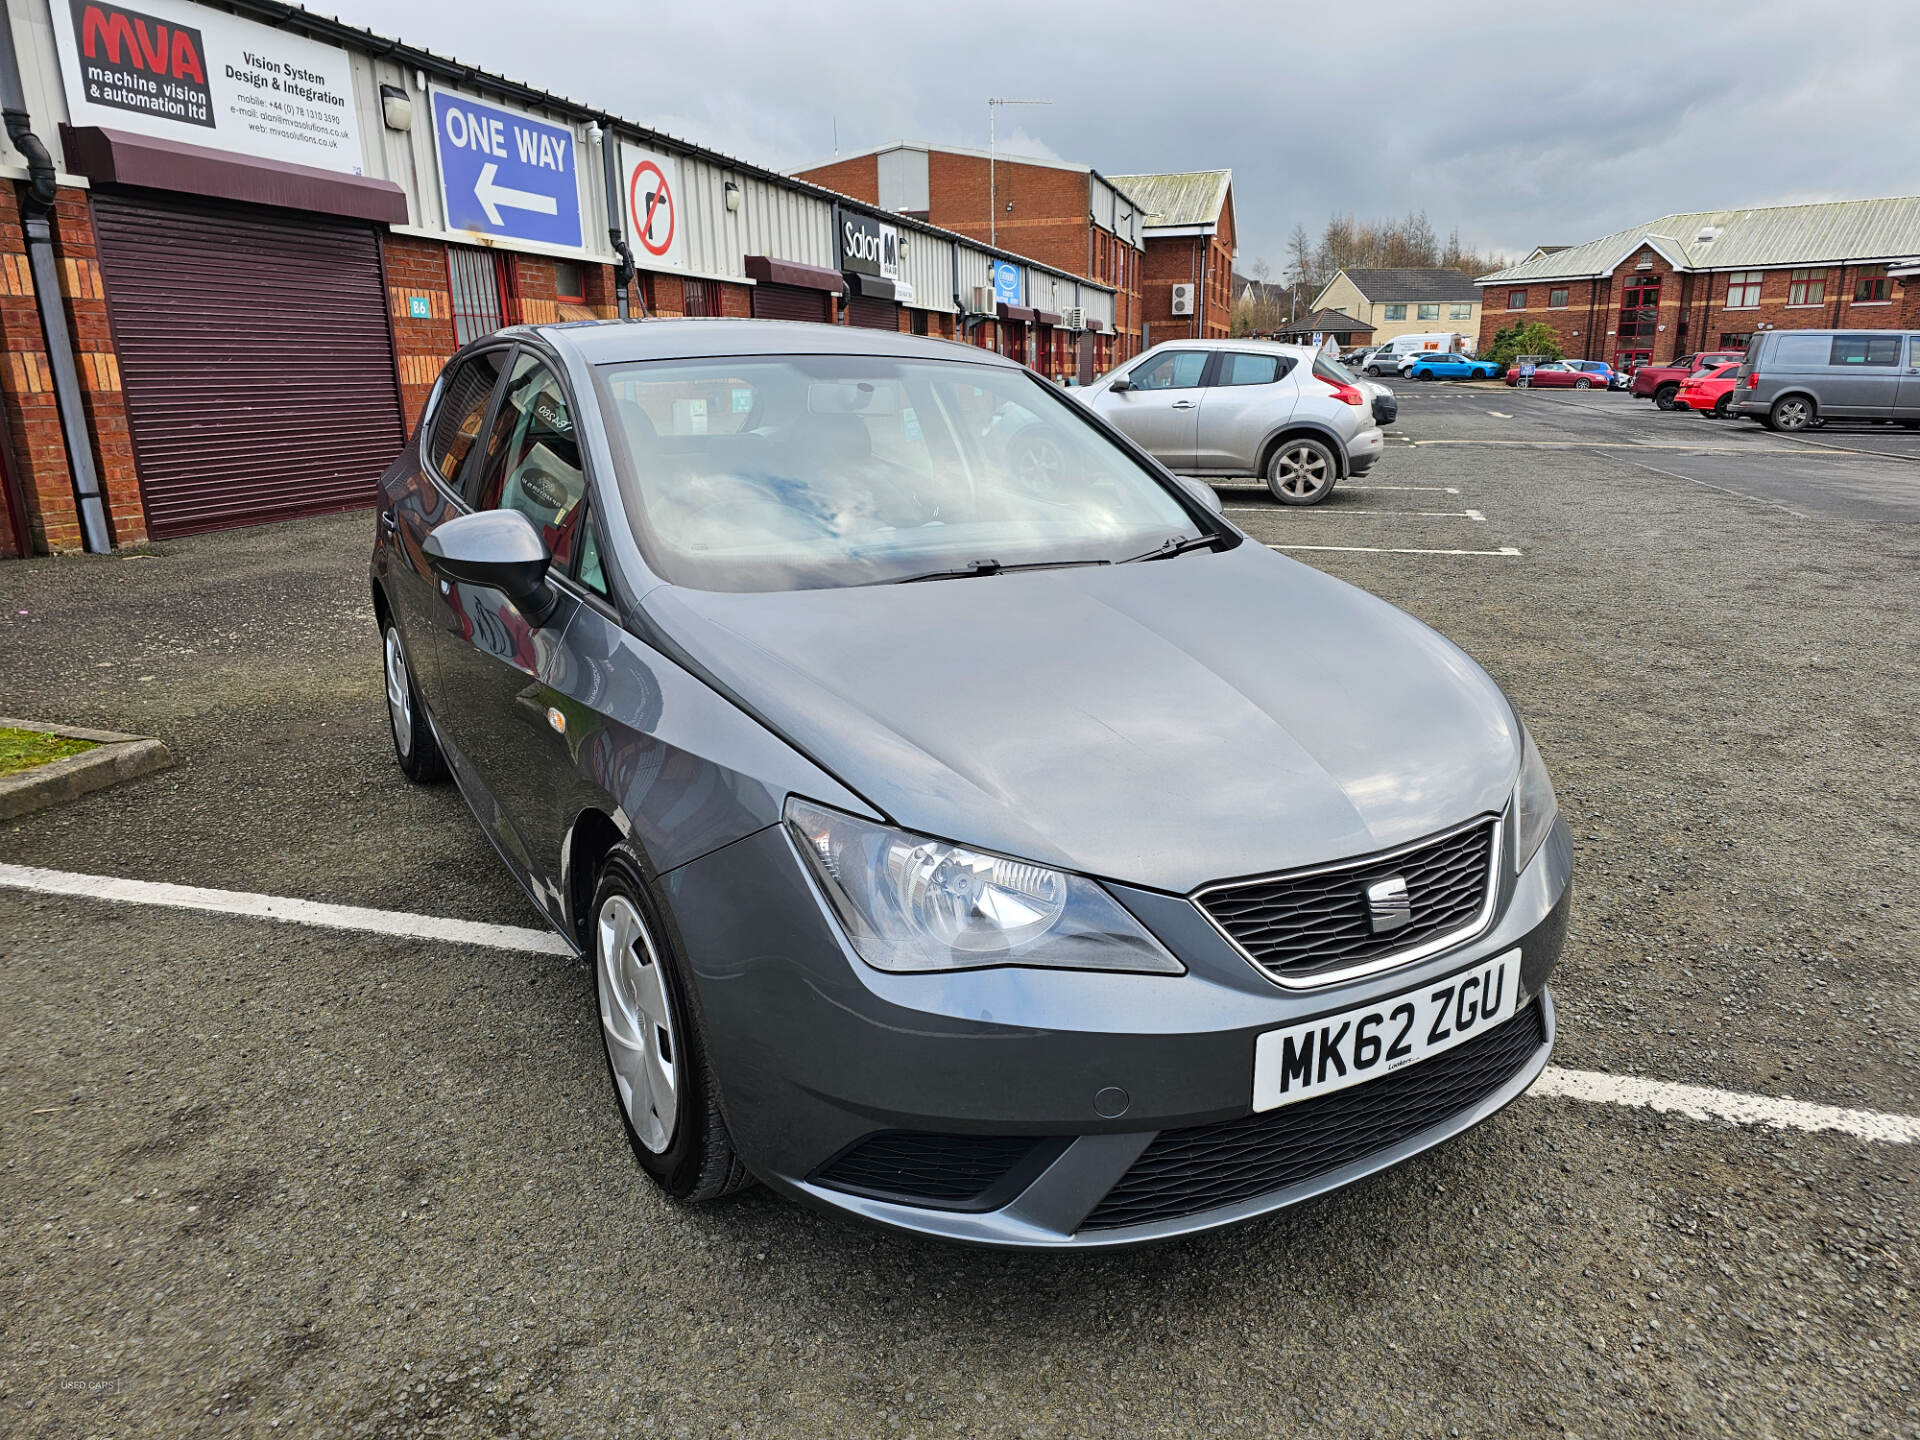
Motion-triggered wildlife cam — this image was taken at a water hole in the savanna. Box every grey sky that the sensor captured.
[321,0,1920,274]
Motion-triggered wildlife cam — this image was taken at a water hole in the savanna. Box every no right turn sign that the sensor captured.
[622,142,684,270]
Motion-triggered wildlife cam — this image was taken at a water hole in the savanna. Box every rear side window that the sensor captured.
[425,350,505,486]
[1829,334,1902,367]
[1218,353,1289,386]
[474,356,589,555]
[1769,333,1830,368]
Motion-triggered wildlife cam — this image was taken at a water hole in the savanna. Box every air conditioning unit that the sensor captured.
[970,285,996,313]
[1063,306,1085,330]
[1170,283,1195,316]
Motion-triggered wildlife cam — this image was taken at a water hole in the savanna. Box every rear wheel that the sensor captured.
[1767,395,1815,432]
[1654,384,1680,411]
[591,849,750,1202]
[1416,369,1434,381]
[383,623,447,783]
[1266,437,1337,506]
[1574,377,1592,390]
[1712,394,1731,419]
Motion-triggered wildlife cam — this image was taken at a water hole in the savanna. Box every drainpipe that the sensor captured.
[0,16,111,553]
[599,124,638,319]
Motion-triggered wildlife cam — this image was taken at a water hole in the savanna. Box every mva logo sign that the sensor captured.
[71,0,213,128]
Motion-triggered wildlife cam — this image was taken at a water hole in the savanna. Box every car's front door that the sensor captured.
[1101,350,1209,470]
[1823,333,1904,418]
[430,349,593,906]
[1194,351,1296,472]
[385,347,507,705]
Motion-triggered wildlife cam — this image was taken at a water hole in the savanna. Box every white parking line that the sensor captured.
[0,862,574,956]
[1225,507,1483,520]
[3,862,1913,1146]
[1272,543,1522,557]
[1486,411,1512,418]
[1342,484,1461,493]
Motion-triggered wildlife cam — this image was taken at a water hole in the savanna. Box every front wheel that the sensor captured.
[383,623,447,783]
[591,849,750,1202]
[1267,437,1338,506]
[1574,377,1592,390]
[1767,395,1815,432]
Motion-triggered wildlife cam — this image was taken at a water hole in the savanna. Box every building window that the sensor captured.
[1450,302,1471,320]
[554,260,586,304]
[1787,268,1828,306]
[1719,332,1753,350]
[1853,265,1890,303]
[1384,303,1406,320]
[446,246,520,346]
[1725,271,1762,308]
[1417,303,1439,320]
[1507,289,1527,310]
[1548,288,1568,309]
[683,278,723,316]
[1614,275,1660,366]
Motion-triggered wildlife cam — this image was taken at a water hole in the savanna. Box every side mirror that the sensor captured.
[1108,375,1132,392]
[1176,475,1224,516]
[424,509,559,625]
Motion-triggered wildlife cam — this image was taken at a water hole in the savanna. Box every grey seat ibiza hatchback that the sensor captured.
[373,319,1571,1248]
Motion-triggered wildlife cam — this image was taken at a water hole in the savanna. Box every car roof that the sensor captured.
[1136,337,1319,359]
[523,317,1023,369]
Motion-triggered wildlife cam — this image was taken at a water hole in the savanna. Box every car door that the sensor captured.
[1896,335,1920,420]
[382,347,509,704]
[1193,351,1295,472]
[430,349,593,903]
[1822,333,1903,418]
[1098,349,1210,470]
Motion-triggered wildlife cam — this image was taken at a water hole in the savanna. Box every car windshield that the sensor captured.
[593,354,1207,592]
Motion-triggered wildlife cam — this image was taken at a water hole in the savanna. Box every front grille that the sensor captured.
[1198,819,1498,985]
[813,1132,1053,1211]
[1080,1000,1545,1231]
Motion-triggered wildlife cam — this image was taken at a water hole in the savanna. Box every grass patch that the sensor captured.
[0,726,98,778]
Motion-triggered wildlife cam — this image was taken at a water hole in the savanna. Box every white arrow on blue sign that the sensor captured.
[430,89,582,249]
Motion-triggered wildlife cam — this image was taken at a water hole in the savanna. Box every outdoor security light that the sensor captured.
[725,181,741,213]
[379,84,412,132]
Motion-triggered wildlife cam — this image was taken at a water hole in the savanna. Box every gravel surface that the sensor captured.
[2,386,1914,1437]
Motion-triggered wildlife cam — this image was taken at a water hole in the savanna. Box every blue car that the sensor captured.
[1404,353,1501,381]
[1565,360,1624,390]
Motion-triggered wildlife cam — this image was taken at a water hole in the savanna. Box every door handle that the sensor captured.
[381,509,398,535]
[1172,400,1196,409]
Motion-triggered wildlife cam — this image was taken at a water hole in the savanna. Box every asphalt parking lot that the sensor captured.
[2,384,1916,1438]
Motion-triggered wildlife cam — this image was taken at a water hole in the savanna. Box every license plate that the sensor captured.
[1251,951,1521,1113]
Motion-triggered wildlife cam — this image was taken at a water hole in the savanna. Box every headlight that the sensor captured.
[784,798,1184,975]
[1514,724,1559,872]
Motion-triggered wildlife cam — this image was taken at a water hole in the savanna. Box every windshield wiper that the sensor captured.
[872,557,1113,586]
[1118,532,1225,564]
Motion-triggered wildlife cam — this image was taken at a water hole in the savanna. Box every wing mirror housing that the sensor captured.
[1107,375,1131,392]
[1175,475,1224,516]
[423,509,559,626]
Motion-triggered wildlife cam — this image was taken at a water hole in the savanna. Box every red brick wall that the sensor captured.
[797,156,879,205]
[383,233,458,434]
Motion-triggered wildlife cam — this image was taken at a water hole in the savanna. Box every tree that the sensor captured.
[1277,211,1510,288]
[1485,320,1564,368]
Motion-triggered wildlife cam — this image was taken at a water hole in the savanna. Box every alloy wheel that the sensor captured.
[1273,444,1331,500]
[596,893,680,1154]
[1773,397,1812,431]
[383,627,413,759]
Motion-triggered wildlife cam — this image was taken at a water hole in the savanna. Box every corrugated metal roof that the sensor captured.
[1105,170,1232,230]
[1479,196,1920,283]
[1340,268,1481,303]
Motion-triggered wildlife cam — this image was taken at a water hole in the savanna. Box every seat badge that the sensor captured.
[1365,876,1411,935]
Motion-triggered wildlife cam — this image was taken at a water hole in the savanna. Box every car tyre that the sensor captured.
[1416,369,1434,381]
[1767,395,1815,432]
[1574,377,1592,390]
[1266,437,1337,506]
[1712,394,1731,419]
[383,622,447,784]
[590,847,751,1203]
[1654,384,1680,411]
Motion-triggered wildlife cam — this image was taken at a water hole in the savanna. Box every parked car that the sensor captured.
[1402,352,1502,382]
[1629,351,1745,410]
[1084,340,1383,505]
[1565,360,1622,390]
[1674,361,1742,418]
[1731,329,1920,431]
[1363,350,1402,377]
[374,318,1569,1249]
[1505,361,1599,389]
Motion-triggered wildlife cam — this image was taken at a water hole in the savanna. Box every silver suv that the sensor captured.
[1084,341,1386,505]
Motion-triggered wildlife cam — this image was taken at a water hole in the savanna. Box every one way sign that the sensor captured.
[431,89,582,250]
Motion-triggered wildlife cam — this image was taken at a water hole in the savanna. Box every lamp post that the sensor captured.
[987,97,1050,250]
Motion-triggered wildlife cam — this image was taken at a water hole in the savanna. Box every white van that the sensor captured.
[1385,331,1473,358]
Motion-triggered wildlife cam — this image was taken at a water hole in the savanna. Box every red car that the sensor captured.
[1505,361,1600,389]
[1675,362,1741,418]
[1629,351,1745,409]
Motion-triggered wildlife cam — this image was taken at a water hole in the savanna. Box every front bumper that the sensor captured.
[664,812,1573,1248]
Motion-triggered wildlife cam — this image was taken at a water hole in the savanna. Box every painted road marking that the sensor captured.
[3,862,1912,1146]
[1225,507,1483,520]
[0,862,573,956]
[1341,484,1462,493]
[1464,509,1486,522]
[1273,543,1522,557]
[1413,440,1851,453]
[1487,411,1512,418]
[1614,457,1809,520]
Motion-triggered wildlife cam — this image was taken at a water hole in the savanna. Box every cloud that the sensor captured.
[322,0,1920,268]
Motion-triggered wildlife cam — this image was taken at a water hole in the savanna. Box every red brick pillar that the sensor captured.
[382,234,457,434]
[0,182,82,554]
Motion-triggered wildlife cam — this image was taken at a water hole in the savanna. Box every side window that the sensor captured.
[424,350,505,487]
[574,512,609,597]
[1130,351,1208,390]
[1829,334,1901,367]
[473,356,588,552]
[1219,353,1285,386]
[1770,333,1827,367]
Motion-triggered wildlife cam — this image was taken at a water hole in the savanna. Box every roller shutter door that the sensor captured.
[845,294,899,330]
[751,282,833,324]
[92,192,405,539]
